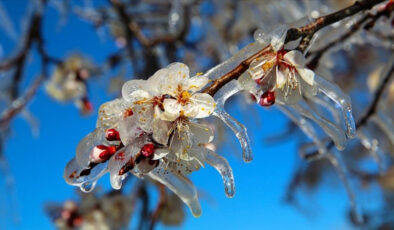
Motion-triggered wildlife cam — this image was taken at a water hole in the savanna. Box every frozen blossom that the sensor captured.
[63,26,364,221]
[45,55,95,114]
[238,28,357,154]
[64,62,233,217]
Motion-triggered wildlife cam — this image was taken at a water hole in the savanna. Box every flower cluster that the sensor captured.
[238,28,356,157]
[64,63,234,217]
[46,192,134,230]
[46,55,95,114]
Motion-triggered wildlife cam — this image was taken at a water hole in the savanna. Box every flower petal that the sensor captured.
[162,98,182,121]
[96,98,129,129]
[147,68,169,95]
[122,80,147,101]
[188,122,214,144]
[152,118,172,145]
[184,76,208,93]
[160,63,190,96]
[153,148,170,160]
[283,50,306,68]
[297,67,315,86]
[188,93,216,118]
[276,66,287,88]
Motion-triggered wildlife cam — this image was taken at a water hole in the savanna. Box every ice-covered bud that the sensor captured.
[141,143,155,158]
[105,128,120,141]
[259,91,275,106]
[123,108,133,118]
[90,145,117,163]
[118,156,135,176]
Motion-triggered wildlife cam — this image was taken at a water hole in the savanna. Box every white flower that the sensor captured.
[122,62,216,122]
[247,38,315,105]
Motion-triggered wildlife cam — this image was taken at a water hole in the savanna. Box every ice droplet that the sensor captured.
[80,181,96,193]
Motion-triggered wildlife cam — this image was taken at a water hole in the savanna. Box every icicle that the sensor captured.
[372,112,394,145]
[80,181,96,193]
[213,80,253,162]
[357,128,387,174]
[314,75,356,139]
[148,166,202,217]
[64,158,108,191]
[306,94,341,123]
[278,105,327,157]
[200,147,235,198]
[289,101,347,150]
[213,107,253,163]
[325,152,364,224]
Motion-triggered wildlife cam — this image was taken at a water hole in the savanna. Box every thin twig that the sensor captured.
[202,0,386,96]
[307,3,393,69]
[0,76,45,128]
[285,0,386,43]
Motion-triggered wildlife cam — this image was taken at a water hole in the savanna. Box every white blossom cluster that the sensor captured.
[64,63,234,217]
[47,193,134,230]
[64,27,360,217]
[46,55,95,114]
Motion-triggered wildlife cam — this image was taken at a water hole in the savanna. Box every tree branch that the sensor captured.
[285,0,386,44]
[202,0,387,96]
[307,2,393,69]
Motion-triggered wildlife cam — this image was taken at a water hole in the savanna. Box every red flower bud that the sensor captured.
[105,128,120,141]
[141,143,155,158]
[259,91,275,107]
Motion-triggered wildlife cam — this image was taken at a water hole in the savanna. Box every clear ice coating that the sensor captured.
[325,152,364,225]
[314,74,356,139]
[213,80,253,162]
[148,165,202,217]
[278,105,327,157]
[200,147,235,198]
[64,158,108,192]
[309,94,341,124]
[289,101,347,150]
[75,128,108,167]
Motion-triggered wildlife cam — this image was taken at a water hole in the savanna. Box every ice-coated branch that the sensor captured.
[0,1,59,129]
[357,58,393,128]
[307,2,393,69]
[202,0,387,97]
[0,76,44,128]
[285,0,386,45]
[110,0,191,48]
[304,55,393,160]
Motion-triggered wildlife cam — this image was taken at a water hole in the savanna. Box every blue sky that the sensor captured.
[0,1,357,229]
